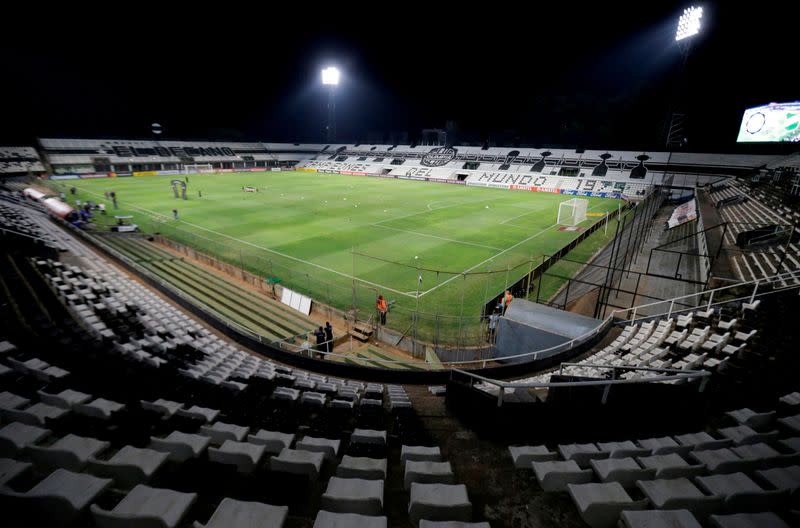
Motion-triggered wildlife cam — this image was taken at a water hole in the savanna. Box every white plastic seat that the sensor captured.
[0,422,51,455]
[74,398,125,420]
[709,512,789,528]
[637,477,724,518]
[321,476,384,515]
[404,460,455,489]
[86,445,169,488]
[401,445,442,463]
[408,483,472,527]
[590,457,656,488]
[337,455,388,480]
[192,497,288,528]
[351,429,387,446]
[27,433,110,472]
[725,408,776,429]
[37,389,91,409]
[0,457,32,486]
[637,453,706,479]
[270,448,325,480]
[620,509,701,528]
[149,431,211,463]
[508,445,558,468]
[696,472,788,512]
[296,436,340,460]
[208,440,266,474]
[199,422,249,444]
[91,484,197,528]
[312,510,387,528]
[567,481,648,528]
[247,430,295,454]
[532,460,593,491]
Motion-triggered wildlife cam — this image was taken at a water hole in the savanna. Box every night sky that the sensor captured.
[1,2,796,152]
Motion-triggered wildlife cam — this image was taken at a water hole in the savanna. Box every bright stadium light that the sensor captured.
[675,6,703,41]
[321,67,340,86]
[321,66,340,142]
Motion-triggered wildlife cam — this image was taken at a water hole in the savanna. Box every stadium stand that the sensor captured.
[0,147,45,175]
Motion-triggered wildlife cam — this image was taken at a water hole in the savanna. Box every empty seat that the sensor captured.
[313,510,387,528]
[567,481,648,528]
[74,398,125,420]
[636,477,724,518]
[247,430,295,454]
[558,443,609,467]
[709,512,789,528]
[321,476,384,515]
[141,398,184,418]
[637,453,706,479]
[2,402,68,426]
[149,431,211,463]
[37,389,91,409]
[402,445,442,463]
[0,457,32,486]
[408,483,472,527]
[208,440,266,474]
[725,408,776,430]
[175,405,219,423]
[674,432,732,451]
[695,472,788,512]
[199,422,249,444]
[1,468,112,526]
[508,445,558,468]
[26,433,109,472]
[337,455,388,480]
[755,465,800,493]
[194,497,288,528]
[0,422,50,456]
[620,509,701,528]
[419,522,490,528]
[596,441,650,459]
[270,448,325,480]
[351,429,387,446]
[690,448,758,474]
[296,436,340,460]
[717,425,779,446]
[637,436,692,456]
[590,457,656,488]
[404,460,455,489]
[532,460,593,491]
[91,484,197,528]
[86,445,168,488]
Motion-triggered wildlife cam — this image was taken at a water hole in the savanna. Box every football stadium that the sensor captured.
[1,4,800,528]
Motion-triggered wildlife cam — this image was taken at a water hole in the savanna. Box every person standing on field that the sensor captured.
[172,208,179,220]
[376,295,388,325]
[324,322,333,353]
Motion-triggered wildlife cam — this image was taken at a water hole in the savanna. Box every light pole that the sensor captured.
[666,6,704,149]
[321,67,340,143]
[414,255,422,357]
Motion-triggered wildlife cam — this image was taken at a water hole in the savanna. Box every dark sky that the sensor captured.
[1,2,796,152]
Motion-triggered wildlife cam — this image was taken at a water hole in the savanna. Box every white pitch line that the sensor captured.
[73,186,417,298]
[500,207,543,225]
[372,196,490,226]
[373,224,503,251]
[418,202,607,298]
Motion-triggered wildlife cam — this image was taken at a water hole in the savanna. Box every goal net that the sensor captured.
[182,163,213,174]
[557,198,589,226]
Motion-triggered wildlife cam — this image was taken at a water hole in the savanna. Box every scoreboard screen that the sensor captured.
[736,102,800,143]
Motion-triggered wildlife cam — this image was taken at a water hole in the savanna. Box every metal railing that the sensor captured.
[451,364,711,407]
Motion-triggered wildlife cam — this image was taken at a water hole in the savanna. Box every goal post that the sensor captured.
[557,197,589,226]
[182,163,213,174]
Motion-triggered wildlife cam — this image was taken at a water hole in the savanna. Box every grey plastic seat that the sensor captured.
[208,440,266,474]
[637,436,692,456]
[175,405,219,423]
[409,483,472,527]
[149,431,211,462]
[86,445,169,488]
[419,522,490,528]
[74,398,125,420]
[296,436,340,460]
[140,398,184,418]
[321,476,384,515]
[404,460,456,489]
[559,443,610,467]
[532,460,593,491]
[192,497,288,528]
[91,484,197,528]
[1,468,112,526]
[351,429,387,446]
[689,448,759,474]
[0,391,30,410]
[0,457,32,486]
[755,465,800,493]
[637,477,724,518]
[696,472,789,512]
[270,448,325,480]
[590,457,656,488]
[620,509,701,528]
[674,432,732,451]
[401,445,442,463]
[596,441,650,459]
[567,481,648,528]
[37,389,91,409]
[637,453,706,479]
[2,402,68,426]
[337,455,388,480]
[247,430,295,454]
[717,425,779,446]
[199,422,249,444]
[725,408,776,430]
[27,433,110,471]
[508,445,558,468]
[0,421,51,455]
[313,510,387,528]
[301,391,327,407]
[709,512,790,528]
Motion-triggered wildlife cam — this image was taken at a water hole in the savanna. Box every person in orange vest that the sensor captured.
[503,290,513,315]
[376,294,388,325]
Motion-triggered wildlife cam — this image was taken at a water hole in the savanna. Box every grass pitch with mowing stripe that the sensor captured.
[57,171,620,342]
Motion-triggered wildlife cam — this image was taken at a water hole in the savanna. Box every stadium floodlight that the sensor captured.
[675,6,703,41]
[321,67,340,85]
[321,67,340,142]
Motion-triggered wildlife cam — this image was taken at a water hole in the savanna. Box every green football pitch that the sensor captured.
[55,171,621,343]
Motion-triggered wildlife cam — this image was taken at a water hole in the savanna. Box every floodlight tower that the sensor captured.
[666,6,704,149]
[321,67,340,143]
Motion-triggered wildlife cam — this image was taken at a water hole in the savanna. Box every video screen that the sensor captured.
[736,102,800,142]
